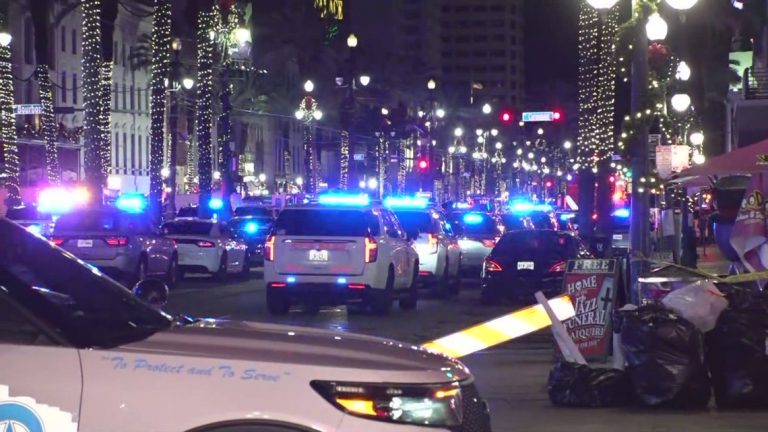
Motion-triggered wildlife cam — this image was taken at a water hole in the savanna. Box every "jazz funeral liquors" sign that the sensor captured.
[562,259,618,361]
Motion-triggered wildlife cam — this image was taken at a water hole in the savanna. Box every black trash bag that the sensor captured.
[547,361,631,407]
[620,304,711,408]
[706,286,768,408]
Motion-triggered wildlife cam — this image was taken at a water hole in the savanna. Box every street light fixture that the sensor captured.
[182,78,195,90]
[495,142,503,150]
[482,103,492,115]
[312,110,323,121]
[490,128,499,136]
[475,128,483,136]
[665,0,698,10]
[171,38,182,52]
[586,0,619,9]
[670,93,691,112]
[258,173,267,182]
[563,140,573,149]
[537,128,544,135]
[689,131,704,146]
[381,107,389,116]
[161,167,170,178]
[359,75,371,87]
[295,176,304,186]
[676,61,691,81]
[346,33,358,48]
[0,32,11,47]
[427,79,437,90]
[692,152,706,165]
[454,127,464,137]
[646,13,668,41]
[303,80,314,93]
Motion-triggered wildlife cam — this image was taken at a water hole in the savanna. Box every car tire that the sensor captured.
[266,288,290,315]
[447,260,462,296]
[165,255,179,289]
[213,252,228,281]
[132,256,148,286]
[240,252,251,278]
[371,267,394,315]
[399,266,419,311]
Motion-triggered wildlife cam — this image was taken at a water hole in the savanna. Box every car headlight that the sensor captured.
[311,380,463,427]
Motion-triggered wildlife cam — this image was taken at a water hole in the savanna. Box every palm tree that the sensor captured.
[82,0,104,191]
[0,0,17,188]
[29,0,59,184]
[98,0,119,182]
[148,0,171,221]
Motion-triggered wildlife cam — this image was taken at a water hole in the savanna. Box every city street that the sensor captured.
[166,269,768,432]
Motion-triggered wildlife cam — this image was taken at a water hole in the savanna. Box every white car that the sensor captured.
[0,218,491,432]
[449,212,502,276]
[263,194,420,315]
[162,218,249,279]
[384,198,462,295]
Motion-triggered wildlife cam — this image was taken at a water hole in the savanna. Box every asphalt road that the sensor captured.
[164,269,768,432]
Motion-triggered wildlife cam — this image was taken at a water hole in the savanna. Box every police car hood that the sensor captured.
[123,319,470,383]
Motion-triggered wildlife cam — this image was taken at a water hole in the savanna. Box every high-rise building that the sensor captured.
[437,0,524,109]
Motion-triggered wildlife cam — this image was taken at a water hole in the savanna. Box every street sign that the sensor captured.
[14,104,43,115]
[389,154,399,163]
[522,111,555,123]
[656,144,690,179]
[561,259,618,361]
[353,153,365,161]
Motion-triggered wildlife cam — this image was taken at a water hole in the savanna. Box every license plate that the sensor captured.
[612,234,623,240]
[309,250,329,262]
[517,261,534,270]
[77,239,93,248]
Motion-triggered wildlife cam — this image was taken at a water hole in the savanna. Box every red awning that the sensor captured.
[671,138,768,185]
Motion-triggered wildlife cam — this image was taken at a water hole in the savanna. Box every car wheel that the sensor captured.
[240,252,251,278]
[371,267,394,315]
[266,288,290,315]
[447,260,461,296]
[399,266,419,311]
[213,252,228,281]
[165,255,179,289]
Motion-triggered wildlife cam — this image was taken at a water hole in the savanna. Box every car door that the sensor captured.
[219,223,246,271]
[440,216,462,276]
[380,209,409,286]
[130,216,173,276]
[0,294,82,431]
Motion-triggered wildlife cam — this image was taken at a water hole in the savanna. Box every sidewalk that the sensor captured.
[696,244,731,276]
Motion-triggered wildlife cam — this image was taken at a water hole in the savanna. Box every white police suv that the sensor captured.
[383,197,462,295]
[263,194,420,315]
[0,217,491,432]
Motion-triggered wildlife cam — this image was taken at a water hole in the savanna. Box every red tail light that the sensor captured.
[549,261,567,273]
[270,282,286,288]
[428,234,439,254]
[484,258,503,272]
[265,235,275,261]
[364,235,378,263]
[348,283,366,289]
[105,236,129,247]
[51,237,65,246]
[196,240,216,248]
[482,239,496,248]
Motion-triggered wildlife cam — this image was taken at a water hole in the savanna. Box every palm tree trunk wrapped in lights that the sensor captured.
[149,0,171,219]
[296,95,320,195]
[0,42,17,187]
[98,62,113,180]
[35,66,59,184]
[196,9,217,208]
[313,0,343,18]
[82,0,104,190]
[339,130,350,190]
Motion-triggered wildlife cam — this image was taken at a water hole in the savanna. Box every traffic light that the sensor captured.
[500,111,513,124]
[553,110,563,121]
[417,158,429,171]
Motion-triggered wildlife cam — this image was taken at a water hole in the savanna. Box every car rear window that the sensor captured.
[393,211,437,234]
[456,213,497,236]
[163,221,213,236]
[55,210,120,232]
[235,206,271,217]
[495,231,578,257]
[275,209,379,236]
[500,214,527,231]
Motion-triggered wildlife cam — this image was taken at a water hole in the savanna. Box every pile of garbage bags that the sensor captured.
[548,281,768,409]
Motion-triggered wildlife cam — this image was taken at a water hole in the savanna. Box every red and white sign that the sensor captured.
[656,145,690,179]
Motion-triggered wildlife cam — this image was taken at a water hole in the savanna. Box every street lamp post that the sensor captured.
[296,80,322,195]
[166,38,182,220]
[339,33,359,190]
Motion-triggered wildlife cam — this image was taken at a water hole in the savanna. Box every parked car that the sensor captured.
[5,205,54,237]
[227,215,274,266]
[450,212,502,276]
[481,230,593,305]
[51,207,179,287]
[162,218,249,279]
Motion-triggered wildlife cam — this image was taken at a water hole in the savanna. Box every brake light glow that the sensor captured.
[364,236,378,263]
[484,258,503,272]
[105,236,129,246]
[196,240,216,248]
[428,234,439,254]
[51,237,65,246]
[549,261,567,273]
[270,282,287,288]
[348,283,366,289]
[265,235,275,261]
[481,239,496,248]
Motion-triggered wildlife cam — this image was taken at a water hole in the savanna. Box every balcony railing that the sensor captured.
[744,67,768,99]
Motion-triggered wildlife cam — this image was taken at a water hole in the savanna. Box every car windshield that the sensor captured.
[454,213,497,236]
[176,206,198,218]
[275,208,379,236]
[162,220,214,236]
[5,206,51,221]
[55,209,121,232]
[235,206,271,217]
[500,213,528,231]
[0,219,172,348]
[495,230,581,259]
[393,211,436,234]
[529,213,556,230]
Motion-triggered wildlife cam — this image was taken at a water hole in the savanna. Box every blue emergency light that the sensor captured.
[115,193,148,213]
[383,196,429,209]
[559,213,577,221]
[612,208,630,218]
[463,213,484,224]
[208,198,225,210]
[454,202,472,210]
[510,201,552,214]
[317,193,370,206]
[244,221,258,234]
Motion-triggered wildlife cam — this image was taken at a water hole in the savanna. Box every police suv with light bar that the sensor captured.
[263,194,420,314]
[0,217,492,432]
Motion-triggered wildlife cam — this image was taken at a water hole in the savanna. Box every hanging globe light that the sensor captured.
[586,0,619,9]
[665,0,698,10]
[676,61,691,81]
[670,93,691,112]
[692,152,706,165]
[645,13,668,41]
[689,131,704,146]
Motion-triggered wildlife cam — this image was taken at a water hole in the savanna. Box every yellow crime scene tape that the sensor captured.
[421,295,576,358]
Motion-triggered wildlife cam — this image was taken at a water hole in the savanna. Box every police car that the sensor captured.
[383,197,462,295]
[162,218,250,279]
[263,194,420,315]
[0,217,491,432]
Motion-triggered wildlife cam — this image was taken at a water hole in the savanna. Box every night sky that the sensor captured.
[524,0,580,88]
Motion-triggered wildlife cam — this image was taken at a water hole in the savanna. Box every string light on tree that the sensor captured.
[35,65,59,184]
[98,63,112,180]
[81,0,104,189]
[0,40,18,187]
[196,9,216,202]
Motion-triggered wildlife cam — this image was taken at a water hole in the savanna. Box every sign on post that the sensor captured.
[13,104,44,115]
[561,259,618,361]
[521,111,556,123]
[353,153,365,161]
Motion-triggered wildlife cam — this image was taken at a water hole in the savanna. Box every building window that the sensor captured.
[123,132,127,171]
[473,35,488,43]
[60,26,66,52]
[509,21,517,30]
[471,20,486,27]
[472,50,487,58]
[145,90,149,110]
[455,35,470,44]
[490,4,505,12]
[122,43,127,67]
[115,132,120,169]
[60,71,67,103]
[491,50,504,57]
[130,134,135,170]
[137,89,142,111]
[24,18,33,64]
[113,83,119,109]
[130,85,134,110]
[490,20,504,28]
[492,34,505,42]
[138,135,142,170]
[490,64,505,72]
[454,5,469,12]
[113,41,118,64]
[71,29,77,54]
[122,84,127,110]
[510,50,517,60]
[72,74,77,104]
[473,65,487,73]
[472,5,487,12]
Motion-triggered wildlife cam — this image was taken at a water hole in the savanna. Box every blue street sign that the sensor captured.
[522,111,555,123]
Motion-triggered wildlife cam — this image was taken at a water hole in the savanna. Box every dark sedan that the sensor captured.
[227,215,274,266]
[481,230,592,305]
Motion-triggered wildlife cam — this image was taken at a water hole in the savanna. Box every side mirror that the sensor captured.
[132,278,169,307]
